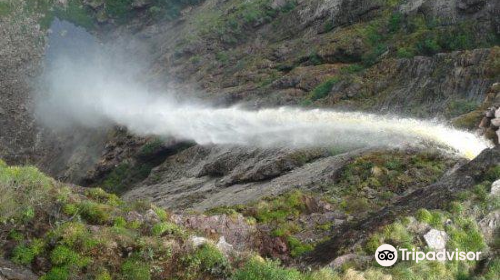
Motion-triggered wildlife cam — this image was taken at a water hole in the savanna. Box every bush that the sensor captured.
[50,246,89,268]
[78,201,112,224]
[151,222,183,236]
[416,208,432,223]
[12,244,37,265]
[40,266,70,280]
[287,236,313,257]
[446,100,479,117]
[105,0,133,22]
[0,165,53,222]
[388,12,402,33]
[121,259,151,280]
[190,244,230,277]
[233,258,302,280]
[310,78,339,101]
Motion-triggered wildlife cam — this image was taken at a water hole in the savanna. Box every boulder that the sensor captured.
[491,118,500,128]
[125,211,144,223]
[144,209,161,224]
[190,236,209,247]
[491,180,500,196]
[216,236,234,256]
[423,229,448,251]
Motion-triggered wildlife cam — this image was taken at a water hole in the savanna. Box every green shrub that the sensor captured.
[340,64,365,74]
[388,12,402,33]
[12,244,37,265]
[310,78,339,101]
[485,166,500,181]
[105,0,133,22]
[396,47,415,58]
[446,100,480,117]
[280,1,297,13]
[0,165,53,222]
[233,258,302,280]
[78,201,112,224]
[40,266,70,280]
[62,203,79,216]
[139,139,164,157]
[416,208,432,223]
[121,259,151,280]
[287,236,313,257]
[189,244,230,277]
[447,219,486,252]
[151,222,183,236]
[50,245,90,268]
[416,36,441,55]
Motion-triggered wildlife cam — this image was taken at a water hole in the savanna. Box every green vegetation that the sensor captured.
[446,99,480,118]
[192,0,286,45]
[233,258,302,280]
[54,0,94,29]
[333,151,452,214]
[151,222,183,237]
[121,259,151,280]
[181,244,231,279]
[309,77,339,101]
[0,160,351,279]
[148,0,204,21]
[101,162,154,194]
[0,1,12,17]
[208,190,319,258]
[21,0,94,30]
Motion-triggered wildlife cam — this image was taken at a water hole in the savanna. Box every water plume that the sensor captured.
[36,20,491,160]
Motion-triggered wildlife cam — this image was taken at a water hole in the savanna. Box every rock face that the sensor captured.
[0,258,37,280]
[0,7,45,164]
[123,145,368,210]
[478,83,500,145]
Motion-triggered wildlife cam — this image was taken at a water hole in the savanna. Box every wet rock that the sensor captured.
[424,229,448,251]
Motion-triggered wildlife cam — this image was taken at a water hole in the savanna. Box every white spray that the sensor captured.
[36,26,491,160]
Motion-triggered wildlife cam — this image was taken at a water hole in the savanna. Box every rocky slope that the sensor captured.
[0,0,500,278]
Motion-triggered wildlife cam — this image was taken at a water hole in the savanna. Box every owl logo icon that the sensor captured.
[375,244,398,266]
